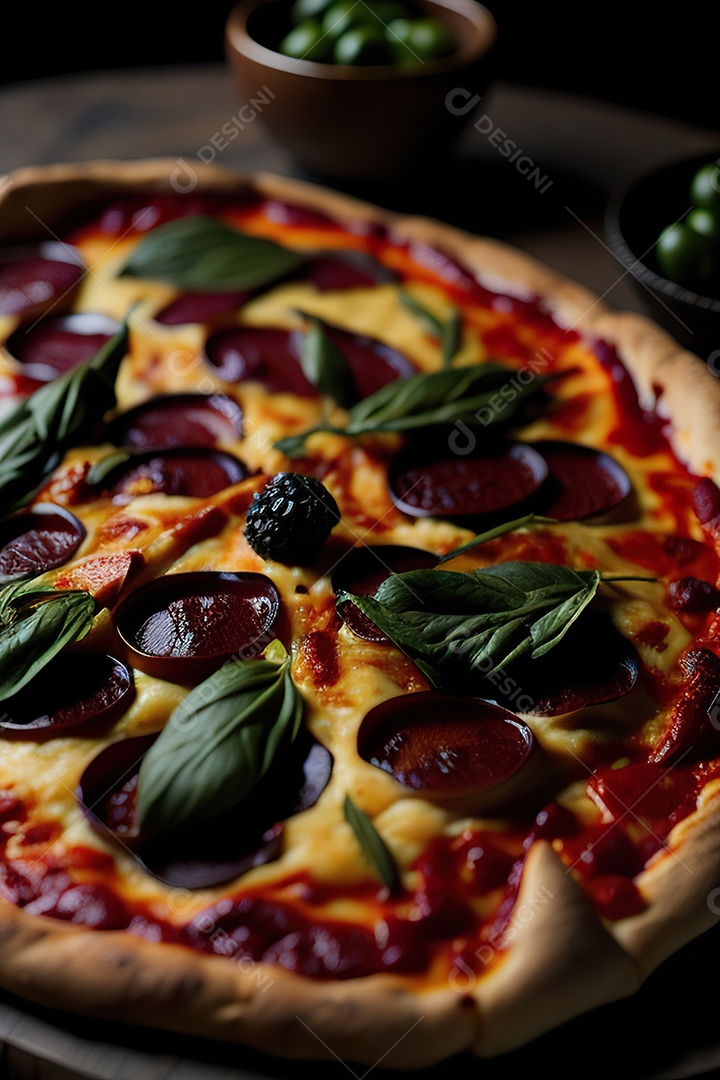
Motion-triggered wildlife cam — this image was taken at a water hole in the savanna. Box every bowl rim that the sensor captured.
[225,0,497,81]
[605,149,720,313]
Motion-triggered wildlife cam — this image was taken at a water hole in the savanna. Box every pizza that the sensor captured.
[0,158,719,1069]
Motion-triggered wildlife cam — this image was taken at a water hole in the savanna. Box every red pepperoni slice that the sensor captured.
[0,653,134,739]
[389,442,548,525]
[4,313,121,380]
[318,321,416,399]
[78,727,333,888]
[205,327,316,396]
[154,291,251,326]
[0,504,86,583]
[77,733,154,841]
[304,251,397,292]
[0,243,85,320]
[140,733,332,888]
[333,545,438,643]
[105,393,243,450]
[205,322,415,399]
[486,614,639,716]
[358,693,533,799]
[115,571,280,681]
[101,448,248,500]
[532,441,632,521]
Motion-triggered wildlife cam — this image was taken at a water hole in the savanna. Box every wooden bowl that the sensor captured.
[225,0,497,180]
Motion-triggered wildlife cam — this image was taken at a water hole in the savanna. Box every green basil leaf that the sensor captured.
[0,321,129,514]
[338,562,606,685]
[441,309,463,368]
[296,314,358,409]
[346,362,501,427]
[118,216,306,292]
[86,449,134,488]
[436,513,558,564]
[343,794,400,894]
[275,361,554,456]
[135,653,303,832]
[398,290,445,337]
[0,585,96,699]
[270,431,316,459]
[399,290,462,368]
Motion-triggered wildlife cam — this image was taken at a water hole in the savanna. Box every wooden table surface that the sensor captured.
[1,63,720,1080]
[2,62,718,312]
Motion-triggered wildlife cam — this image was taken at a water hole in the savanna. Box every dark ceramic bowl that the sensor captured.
[605,150,720,359]
[225,0,497,180]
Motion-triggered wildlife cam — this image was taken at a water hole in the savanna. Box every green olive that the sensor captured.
[655,222,714,286]
[690,162,720,214]
[687,208,720,246]
[322,0,371,38]
[386,16,456,65]
[279,21,333,61]
[333,24,395,65]
[385,16,412,51]
[322,0,411,36]
[289,0,334,25]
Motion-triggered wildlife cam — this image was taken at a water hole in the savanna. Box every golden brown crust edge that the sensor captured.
[0,157,718,1064]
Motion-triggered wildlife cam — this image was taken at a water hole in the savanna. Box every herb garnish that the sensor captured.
[296,314,358,409]
[275,361,554,457]
[343,794,400,894]
[436,513,557,564]
[0,582,96,699]
[118,216,305,292]
[0,321,129,513]
[440,309,463,368]
[399,290,462,367]
[338,563,652,686]
[135,643,303,832]
[86,449,134,488]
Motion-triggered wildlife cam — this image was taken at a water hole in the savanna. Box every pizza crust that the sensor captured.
[0,157,719,1066]
[0,897,478,1067]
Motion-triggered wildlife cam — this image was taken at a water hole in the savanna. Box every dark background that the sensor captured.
[1,2,715,130]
